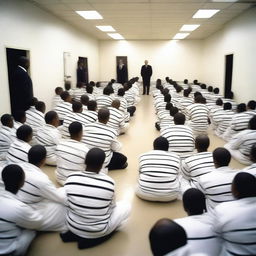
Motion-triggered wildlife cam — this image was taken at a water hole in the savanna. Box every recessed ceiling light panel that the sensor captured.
[192,9,220,19]
[76,11,103,20]
[173,33,190,40]
[107,33,124,40]
[96,26,116,32]
[180,24,200,32]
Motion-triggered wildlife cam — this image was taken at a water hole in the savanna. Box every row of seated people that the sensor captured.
[153,78,256,165]
[149,173,256,255]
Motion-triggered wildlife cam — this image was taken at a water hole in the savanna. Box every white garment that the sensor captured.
[213,109,234,137]
[6,139,31,164]
[108,107,129,134]
[25,106,45,136]
[55,139,89,185]
[198,166,237,212]
[0,126,16,160]
[35,124,62,165]
[17,162,67,232]
[55,101,72,121]
[80,109,98,124]
[0,190,43,255]
[52,95,63,109]
[175,214,221,256]
[243,163,256,176]
[64,171,131,238]
[164,245,190,256]
[96,95,113,109]
[213,197,256,256]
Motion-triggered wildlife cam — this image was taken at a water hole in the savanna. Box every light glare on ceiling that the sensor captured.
[180,24,200,31]
[173,33,190,40]
[107,33,124,40]
[96,26,115,32]
[192,9,220,18]
[76,11,103,20]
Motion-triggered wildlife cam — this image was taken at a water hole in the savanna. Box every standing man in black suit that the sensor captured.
[11,56,33,113]
[117,59,128,85]
[141,60,152,95]
[77,61,86,84]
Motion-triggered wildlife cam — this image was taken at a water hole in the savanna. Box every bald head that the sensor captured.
[144,60,148,65]
[98,108,110,124]
[149,218,187,256]
[195,135,210,152]
[111,99,120,109]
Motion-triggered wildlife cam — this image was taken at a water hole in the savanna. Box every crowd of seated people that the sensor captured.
[0,76,255,255]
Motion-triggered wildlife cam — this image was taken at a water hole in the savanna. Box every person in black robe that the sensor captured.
[117,59,128,85]
[11,56,33,113]
[140,60,152,95]
[77,61,86,84]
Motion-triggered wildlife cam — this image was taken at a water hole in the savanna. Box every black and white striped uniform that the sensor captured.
[222,112,251,141]
[186,103,209,134]
[55,139,89,185]
[35,124,62,165]
[177,97,193,114]
[6,139,31,164]
[159,116,174,130]
[0,190,43,255]
[85,92,96,101]
[0,126,16,160]
[136,150,180,201]
[213,197,256,256]
[224,129,256,165]
[55,101,72,121]
[175,214,220,256]
[198,167,237,212]
[25,107,45,135]
[82,122,121,167]
[52,95,63,109]
[64,172,116,238]
[13,121,23,132]
[107,107,128,134]
[17,162,67,231]
[124,90,136,107]
[96,95,113,109]
[213,109,234,137]
[160,124,194,158]
[72,88,86,101]
[80,110,98,124]
[209,105,223,127]
[115,96,130,122]
[243,163,256,177]
[181,152,214,190]
[112,83,123,95]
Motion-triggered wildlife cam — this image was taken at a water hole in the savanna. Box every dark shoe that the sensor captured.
[122,162,128,169]
[60,231,79,242]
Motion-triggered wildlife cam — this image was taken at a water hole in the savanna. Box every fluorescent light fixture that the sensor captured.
[173,33,190,40]
[211,0,237,2]
[107,33,124,40]
[76,11,103,20]
[180,24,200,32]
[96,26,115,32]
[192,9,220,18]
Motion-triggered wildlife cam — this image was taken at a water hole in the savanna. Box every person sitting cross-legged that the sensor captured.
[213,172,256,255]
[242,143,256,176]
[61,148,131,249]
[136,136,180,202]
[175,188,221,256]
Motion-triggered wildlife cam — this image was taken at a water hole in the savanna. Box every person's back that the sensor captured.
[55,91,72,122]
[6,125,32,164]
[160,113,194,159]
[175,189,220,256]
[213,173,256,255]
[96,87,113,109]
[81,100,98,124]
[136,137,180,202]
[72,82,86,101]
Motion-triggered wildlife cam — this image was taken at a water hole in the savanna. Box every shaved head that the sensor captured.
[111,99,120,109]
[98,108,110,124]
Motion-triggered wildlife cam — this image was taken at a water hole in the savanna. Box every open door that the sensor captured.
[224,54,233,98]
[6,48,31,114]
[77,57,88,85]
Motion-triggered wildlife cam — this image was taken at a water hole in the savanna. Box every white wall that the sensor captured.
[0,0,99,114]
[201,7,256,103]
[99,40,202,83]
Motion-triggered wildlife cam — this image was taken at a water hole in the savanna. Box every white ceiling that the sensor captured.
[28,0,256,40]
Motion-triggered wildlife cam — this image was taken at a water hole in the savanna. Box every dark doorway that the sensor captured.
[224,54,233,98]
[77,57,88,85]
[116,56,128,84]
[6,48,30,114]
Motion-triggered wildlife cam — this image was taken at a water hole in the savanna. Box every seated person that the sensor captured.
[0,164,43,256]
[6,125,32,164]
[176,89,193,115]
[136,136,180,202]
[0,114,15,161]
[159,106,178,130]
[124,83,137,116]
[56,122,89,185]
[85,85,95,101]
[17,145,67,232]
[180,135,214,193]
[209,98,223,129]
[243,144,256,176]
[72,82,86,101]
[224,116,256,165]
[116,88,131,120]
[55,91,72,123]
[26,101,46,136]
[108,99,129,135]
[13,111,26,131]
[161,113,194,159]
[213,172,256,255]
[80,94,89,110]
[96,86,113,109]
[81,100,98,124]
[247,100,256,116]
[175,189,220,256]
[149,219,189,256]
[35,111,62,166]
[198,147,238,212]
[62,148,131,249]
[52,86,63,109]
[82,108,127,171]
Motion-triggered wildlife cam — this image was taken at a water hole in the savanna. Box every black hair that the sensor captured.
[13,111,26,123]
[35,101,46,113]
[118,88,125,96]
[213,88,219,94]
[16,125,33,142]
[213,147,231,167]
[69,121,83,137]
[250,144,256,162]
[85,148,106,170]
[72,101,82,112]
[164,94,171,103]
[195,135,210,151]
[165,102,173,110]
[86,86,93,94]
[98,108,110,123]
[45,111,58,124]
[237,103,246,113]
[174,113,185,125]
[223,102,232,110]
[28,145,47,165]
[60,91,70,101]
[87,100,97,111]
[208,86,213,92]
[249,116,256,130]
[29,97,38,107]
[153,136,169,151]
[80,95,89,105]
[55,87,63,95]
[103,86,112,95]
[170,107,179,117]
[247,100,256,110]
[1,114,13,127]
[216,98,223,106]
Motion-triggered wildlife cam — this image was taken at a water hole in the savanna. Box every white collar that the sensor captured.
[18,65,27,72]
